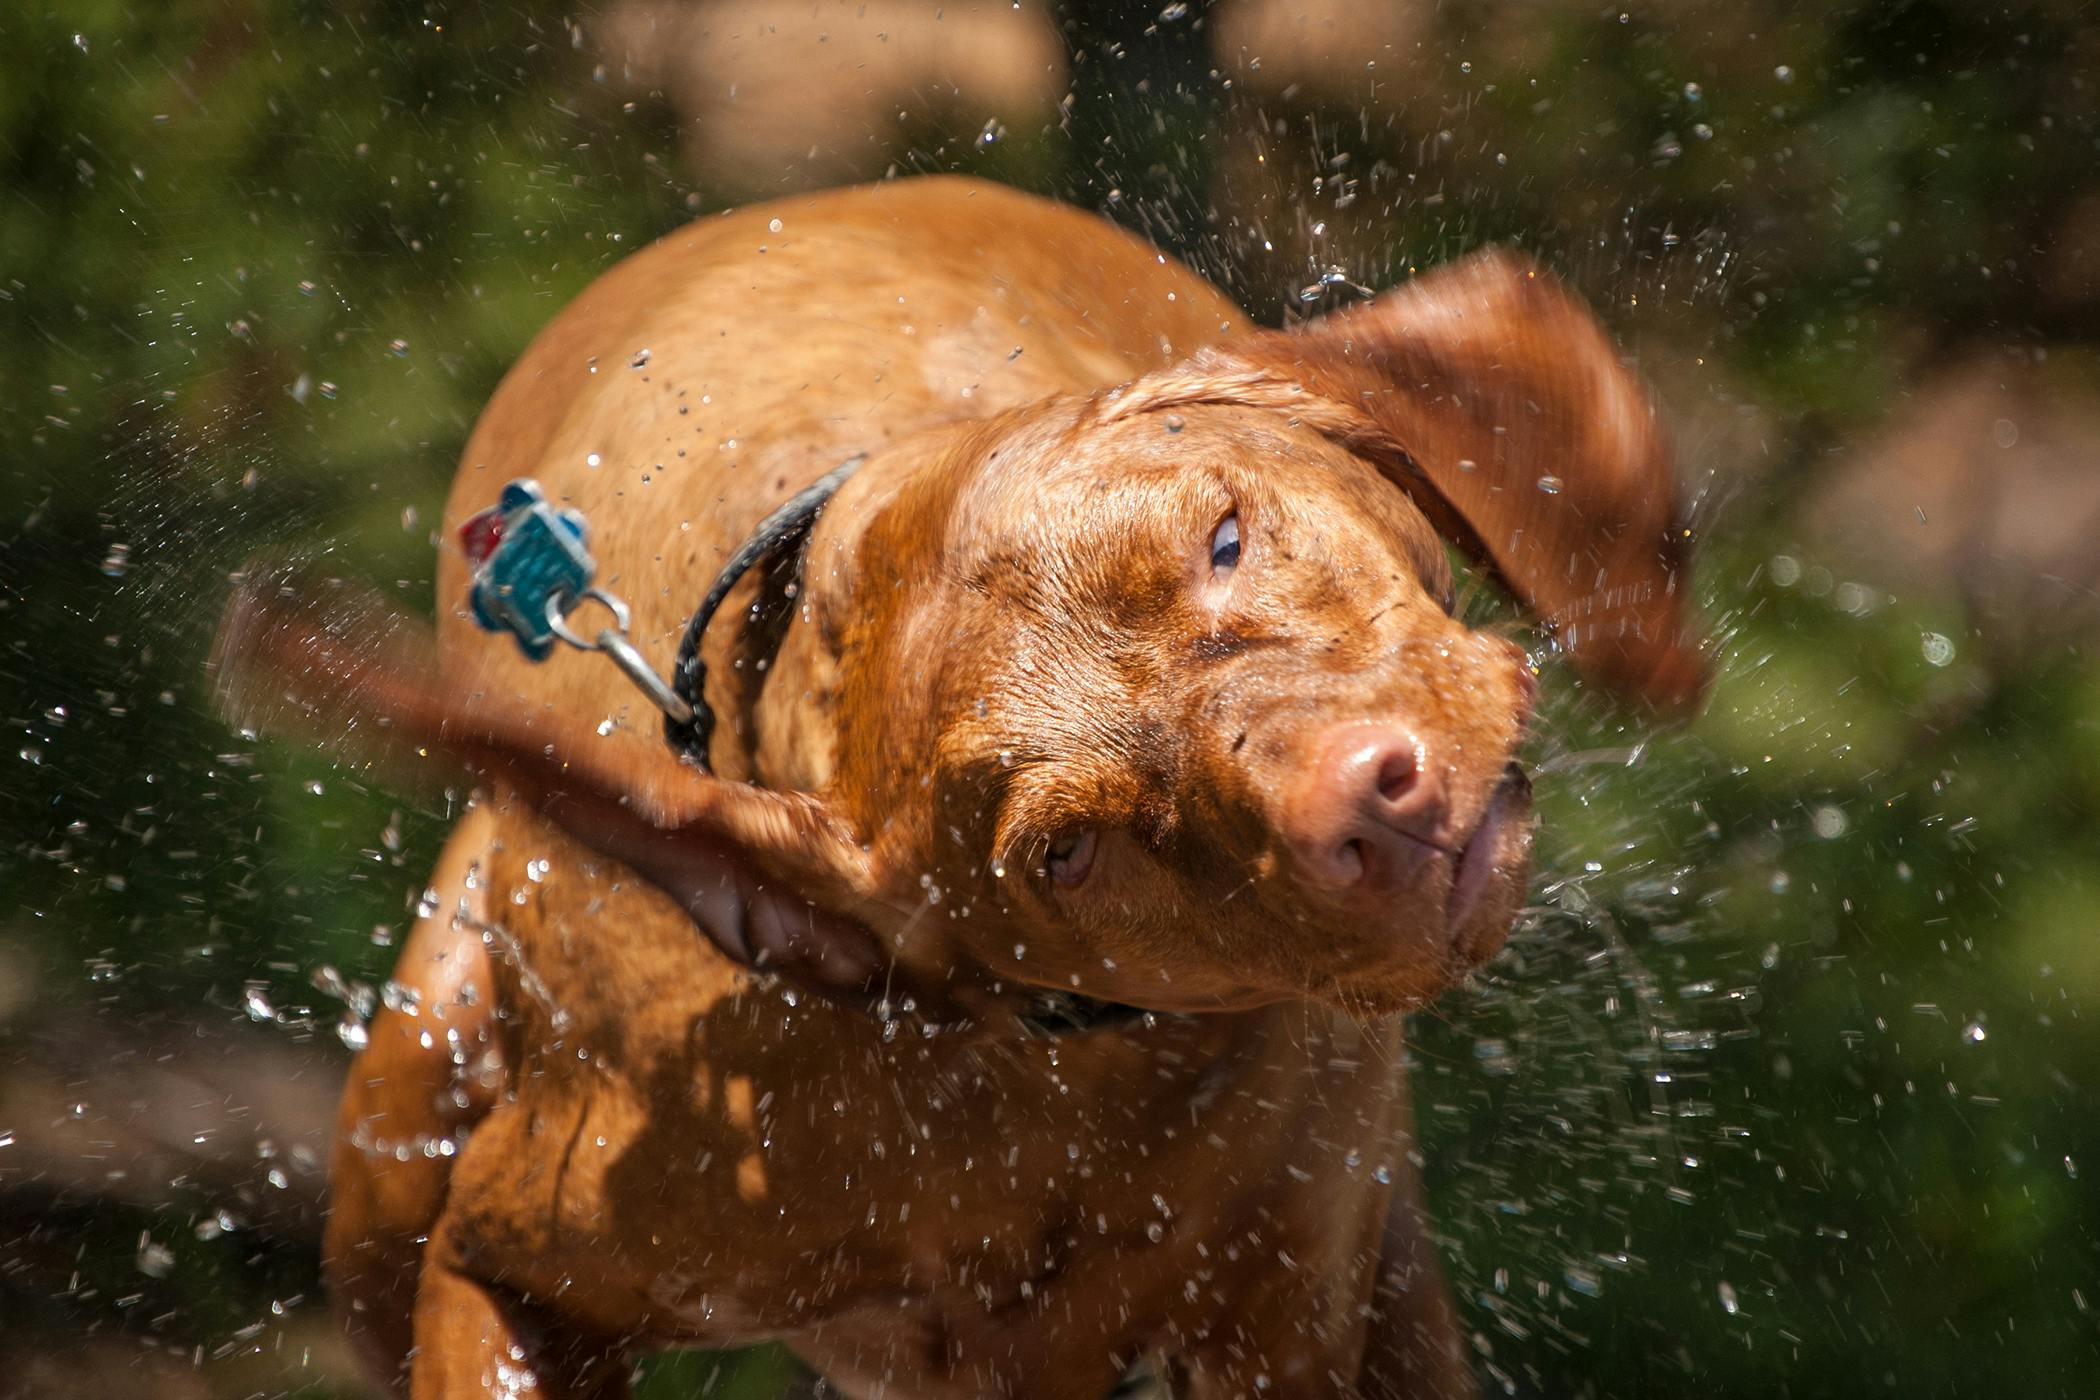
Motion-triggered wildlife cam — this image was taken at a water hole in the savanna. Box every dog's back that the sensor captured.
[435,177,1242,779]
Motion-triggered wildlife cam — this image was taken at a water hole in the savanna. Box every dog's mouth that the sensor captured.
[1445,763,1535,962]
[875,764,1539,1038]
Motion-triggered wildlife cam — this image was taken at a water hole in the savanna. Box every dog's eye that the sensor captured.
[1210,513,1241,576]
[1042,829,1098,888]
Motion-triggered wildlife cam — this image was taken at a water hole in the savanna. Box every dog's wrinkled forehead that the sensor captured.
[906,401,1474,813]
[937,403,1456,621]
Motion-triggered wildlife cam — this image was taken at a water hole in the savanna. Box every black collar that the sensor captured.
[1014,989,1157,1038]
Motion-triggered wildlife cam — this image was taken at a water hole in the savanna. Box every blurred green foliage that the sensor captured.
[2,2,2096,1397]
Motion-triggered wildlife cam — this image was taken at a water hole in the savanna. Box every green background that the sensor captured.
[3,1,2097,1396]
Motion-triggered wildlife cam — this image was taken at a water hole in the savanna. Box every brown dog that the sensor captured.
[219,177,1699,1399]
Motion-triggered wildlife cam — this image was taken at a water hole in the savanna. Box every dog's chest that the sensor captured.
[466,821,1407,1359]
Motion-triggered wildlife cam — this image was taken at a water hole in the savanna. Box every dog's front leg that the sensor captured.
[1354,1084,1475,1400]
[326,804,504,1390]
[1173,1263,1379,1400]
[1354,1176,1474,1400]
[1167,1174,1401,1400]
[409,1224,631,1400]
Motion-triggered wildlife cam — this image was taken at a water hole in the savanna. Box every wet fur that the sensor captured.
[220,178,1700,1398]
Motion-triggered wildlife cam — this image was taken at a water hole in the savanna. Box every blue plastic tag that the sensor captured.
[458,479,594,661]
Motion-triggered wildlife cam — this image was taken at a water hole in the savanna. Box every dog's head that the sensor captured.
[218,250,1700,1030]
[762,250,1701,1018]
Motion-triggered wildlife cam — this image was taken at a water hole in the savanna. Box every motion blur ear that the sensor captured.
[210,567,885,994]
[1107,249,1705,713]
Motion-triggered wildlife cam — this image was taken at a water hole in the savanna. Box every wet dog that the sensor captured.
[218,177,1700,1398]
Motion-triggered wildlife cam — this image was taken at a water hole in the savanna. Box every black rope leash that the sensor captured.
[664,456,865,767]
[458,456,863,769]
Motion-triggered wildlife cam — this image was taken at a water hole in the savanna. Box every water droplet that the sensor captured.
[337,1015,370,1052]
[1811,805,1848,839]
[242,986,276,1023]
[1473,1038,1517,1075]
[630,348,651,369]
[1920,631,1955,667]
[586,452,602,468]
[1535,475,1564,494]
[1962,1021,1986,1044]
[1159,1,1189,19]
[1775,65,1795,83]
[768,217,783,234]
[101,542,131,577]
[1718,1280,1739,1314]
[387,338,410,357]
[1145,1221,1165,1242]
[136,1238,175,1278]
[318,380,339,399]
[1683,81,1704,101]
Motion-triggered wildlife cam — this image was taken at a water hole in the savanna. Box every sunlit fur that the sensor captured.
[785,398,1539,1016]
[246,178,1703,1397]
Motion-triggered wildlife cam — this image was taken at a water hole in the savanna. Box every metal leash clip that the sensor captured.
[458,479,694,725]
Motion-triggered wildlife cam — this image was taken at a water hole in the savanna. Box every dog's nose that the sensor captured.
[1280,722,1450,892]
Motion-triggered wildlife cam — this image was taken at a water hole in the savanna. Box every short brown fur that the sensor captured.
[218,177,1699,1398]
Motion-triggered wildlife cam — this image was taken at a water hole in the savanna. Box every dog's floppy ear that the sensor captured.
[1125,249,1704,711]
[210,568,885,992]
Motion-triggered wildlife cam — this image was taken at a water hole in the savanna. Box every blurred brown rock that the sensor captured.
[1811,349,2100,637]
[0,1006,340,1226]
[3,1345,214,1400]
[1212,0,1428,96]
[599,0,1066,193]
[2044,191,2100,313]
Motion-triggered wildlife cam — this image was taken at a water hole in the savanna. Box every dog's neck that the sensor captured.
[696,423,1203,1041]
[739,424,972,797]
